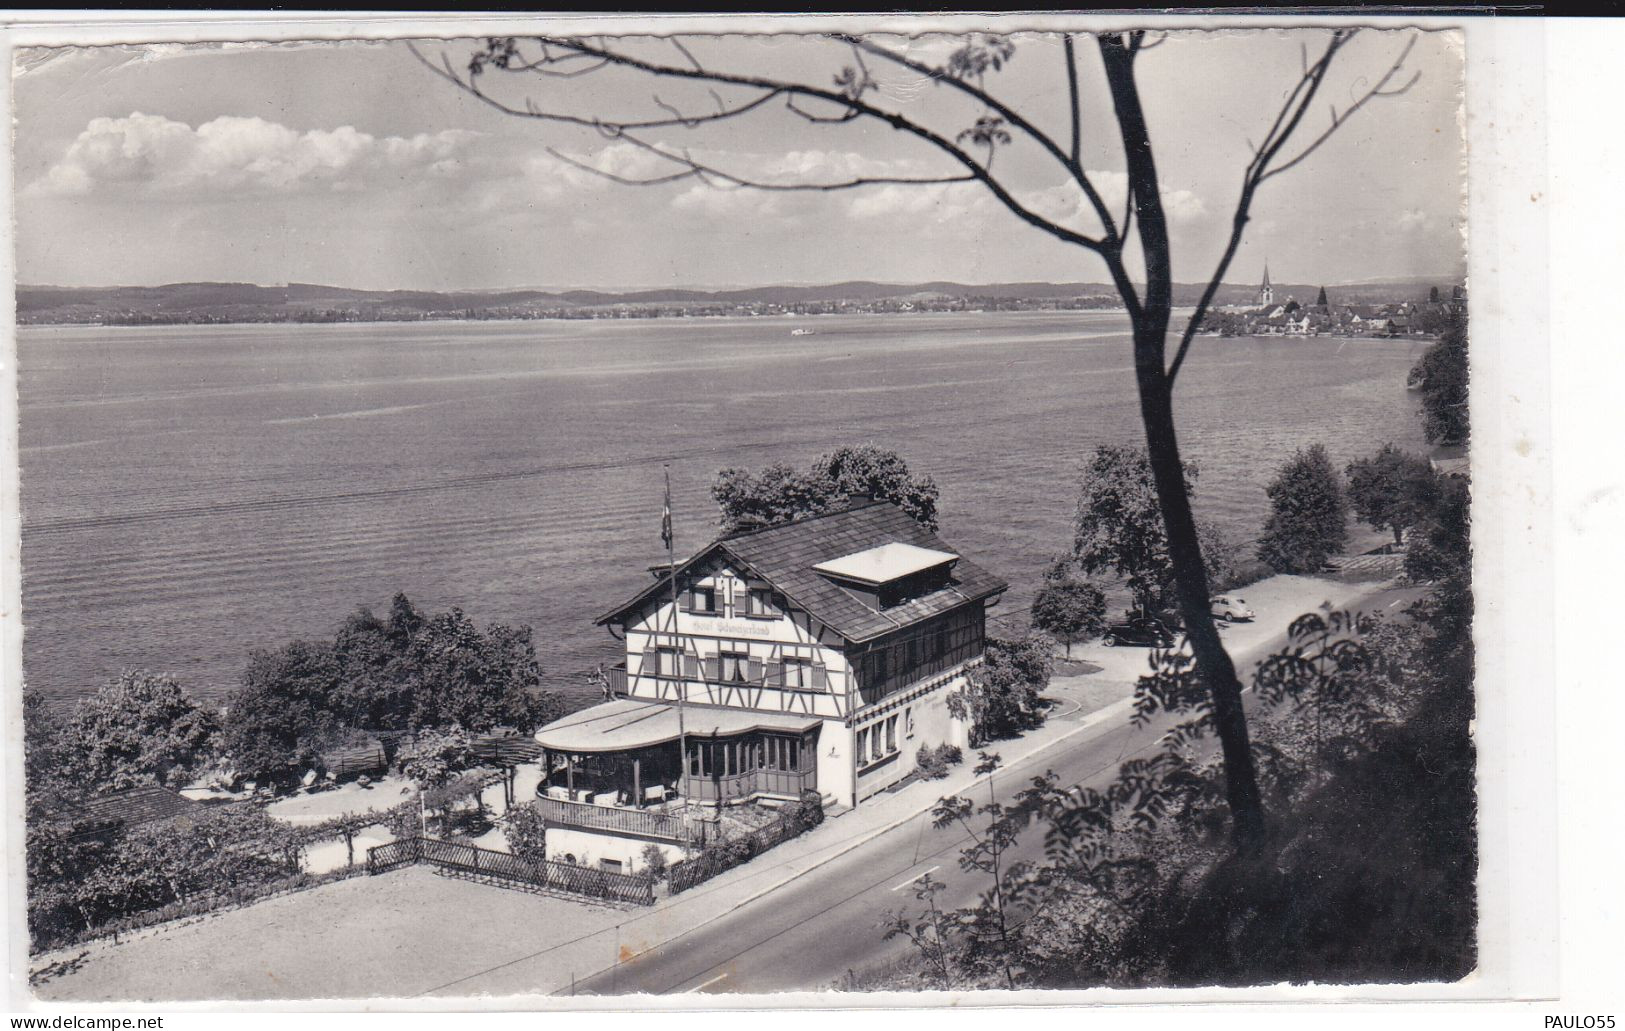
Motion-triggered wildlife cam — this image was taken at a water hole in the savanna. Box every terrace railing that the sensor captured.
[534,795,704,842]
[365,836,655,906]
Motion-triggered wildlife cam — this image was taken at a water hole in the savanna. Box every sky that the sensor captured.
[11,26,1466,292]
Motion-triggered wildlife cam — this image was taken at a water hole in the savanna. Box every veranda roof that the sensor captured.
[534,699,821,754]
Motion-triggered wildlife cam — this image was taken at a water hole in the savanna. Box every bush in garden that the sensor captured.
[504,804,548,863]
[639,843,669,880]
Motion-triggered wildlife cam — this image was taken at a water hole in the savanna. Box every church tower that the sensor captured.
[1257,264,1275,307]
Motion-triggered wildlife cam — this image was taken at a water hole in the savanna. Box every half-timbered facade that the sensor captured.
[529,499,1007,872]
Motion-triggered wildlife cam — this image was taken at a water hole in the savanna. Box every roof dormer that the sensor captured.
[813,542,958,610]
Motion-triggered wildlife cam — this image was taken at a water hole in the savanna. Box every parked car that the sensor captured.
[1127,606,1183,631]
[1102,616,1177,648]
[1209,595,1255,622]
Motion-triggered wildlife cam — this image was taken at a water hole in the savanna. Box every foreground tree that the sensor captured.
[1345,444,1438,546]
[426,27,1420,846]
[1256,444,1348,574]
[1030,560,1107,658]
[1412,312,1469,446]
[713,444,939,533]
[59,672,221,792]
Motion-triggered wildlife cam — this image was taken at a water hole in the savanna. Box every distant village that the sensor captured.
[1202,267,1468,339]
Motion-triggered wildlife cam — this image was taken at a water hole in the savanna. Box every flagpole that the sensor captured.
[663,466,689,806]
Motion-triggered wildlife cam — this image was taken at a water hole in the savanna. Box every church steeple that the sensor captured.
[1257,264,1275,307]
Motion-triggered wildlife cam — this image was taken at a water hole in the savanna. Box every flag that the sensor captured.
[661,472,673,551]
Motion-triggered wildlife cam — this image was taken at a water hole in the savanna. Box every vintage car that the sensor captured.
[1102,616,1177,648]
[1210,595,1256,622]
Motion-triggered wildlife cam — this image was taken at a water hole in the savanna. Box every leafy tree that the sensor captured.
[431,28,1425,847]
[948,633,1053,745]
[1256,444,1348,574]
[1345,444,1438,545]
[224,639,345,779]
[929,754,1024,990]
[1029,560,1106,658]
[399,726,478,788]
[1073,446,1232,611]
[1411,313,1469,445]
[59,672,221,792]
[23,688,73,818]
[712,444,939,533]
[1406,474,1471,587]
[400,608,553,732]
[223,595,561,777]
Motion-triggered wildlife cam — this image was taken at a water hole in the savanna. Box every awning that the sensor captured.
[534,699,822,754]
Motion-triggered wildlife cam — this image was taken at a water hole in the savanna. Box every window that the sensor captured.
[656,647,683,678]
[718,649,751,683]
[885,714,898,753]
[746,587,776,618]
[687,586,717,614]
[781,657,813,689]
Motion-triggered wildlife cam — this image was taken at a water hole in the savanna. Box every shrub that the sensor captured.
[948,634,1054,745]
[504,804,548,862]
[916,743,965,780]
[638,843,669,880]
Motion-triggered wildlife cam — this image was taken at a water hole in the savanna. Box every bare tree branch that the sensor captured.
[1259,36,1419,183]
[413,42,791,133]
[418,36,1112,254]
[1167,30,1416,385]
[549,132,978,193]
[836,33,1121,244]
[1064,34,1083,170]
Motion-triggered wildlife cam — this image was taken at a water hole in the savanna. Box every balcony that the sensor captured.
[608,662,628,696]
[686,767,816,804]
[534,795,705,843]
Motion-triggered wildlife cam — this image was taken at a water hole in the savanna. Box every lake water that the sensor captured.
[17,311,1431,710]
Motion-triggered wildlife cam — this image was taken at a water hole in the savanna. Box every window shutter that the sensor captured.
[703,655,720,681]
[766,660,783,688]
[641,648,658,679]
[683,653,700,679]
[812,663,829,691]
[747,659,763,684]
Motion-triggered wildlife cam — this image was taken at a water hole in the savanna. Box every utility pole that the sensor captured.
[663,466,690,804]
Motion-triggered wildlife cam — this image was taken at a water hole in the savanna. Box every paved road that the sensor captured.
[569,582,1425,997]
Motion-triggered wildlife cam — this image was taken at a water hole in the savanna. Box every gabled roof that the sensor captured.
[596,499,1008,644]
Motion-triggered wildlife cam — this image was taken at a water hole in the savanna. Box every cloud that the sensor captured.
[32,112,479,197]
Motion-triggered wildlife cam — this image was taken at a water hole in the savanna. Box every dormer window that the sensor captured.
[813,542,958,611]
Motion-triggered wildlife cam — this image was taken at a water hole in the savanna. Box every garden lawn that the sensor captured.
[30,866,626,1003]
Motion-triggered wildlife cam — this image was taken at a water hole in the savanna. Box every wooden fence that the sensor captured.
[667,803,821,894]
[365,836,655,906]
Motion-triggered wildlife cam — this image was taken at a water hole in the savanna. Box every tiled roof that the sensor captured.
[62,784,203,833]
[597,500,1009,644]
